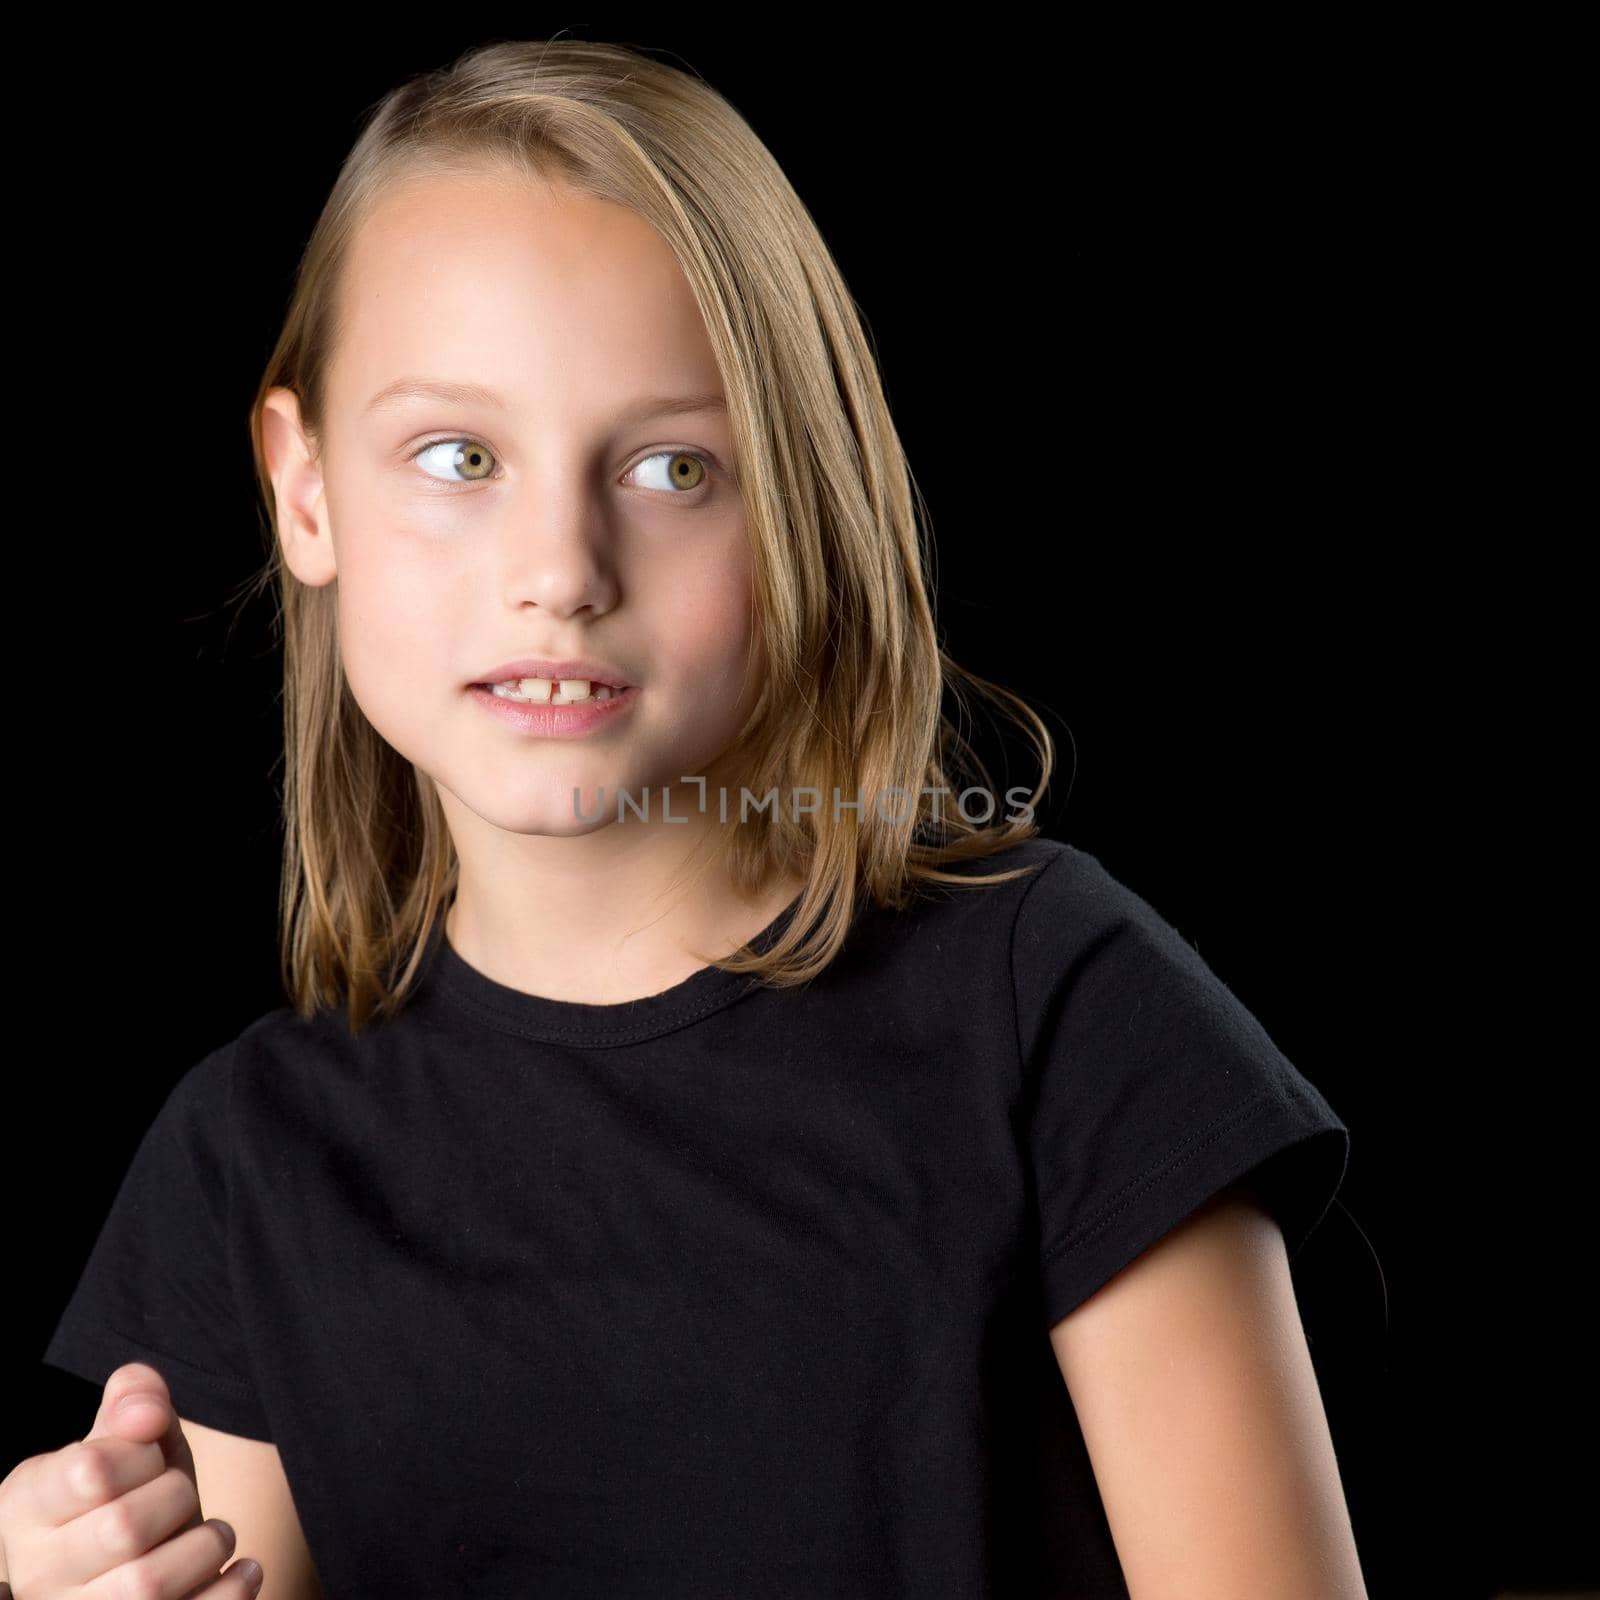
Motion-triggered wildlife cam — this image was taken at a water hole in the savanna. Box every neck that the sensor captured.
[441,784,804,1006]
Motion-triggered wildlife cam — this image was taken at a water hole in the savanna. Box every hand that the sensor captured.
[0,1360,263,1597]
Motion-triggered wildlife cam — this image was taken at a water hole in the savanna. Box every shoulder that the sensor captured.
[834,835,1071,986]
[158,1002,395,1212]
[920,833,1161,956]
[895,833,1080,933]
[163,1000,366,1148]
[854,833,1139,983]
[1008,836,1211,1002]
[1010,835,1172,941]
[1004,838,1284,1085]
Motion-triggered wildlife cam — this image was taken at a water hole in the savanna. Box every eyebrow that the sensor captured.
[362,377,728,425]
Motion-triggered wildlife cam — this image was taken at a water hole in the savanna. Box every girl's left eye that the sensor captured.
[625,449,712,496]
[409,439,713,496]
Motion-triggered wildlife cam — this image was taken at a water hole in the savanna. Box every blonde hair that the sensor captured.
[242,38,1055,1034]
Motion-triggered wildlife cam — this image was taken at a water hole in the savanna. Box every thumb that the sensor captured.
[84,1361,203,1525]
[87,1360,180,1446]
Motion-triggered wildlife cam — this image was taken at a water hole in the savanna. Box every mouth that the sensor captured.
[470,676,633,705]
[466,678,642,735]
[470,658,634,693]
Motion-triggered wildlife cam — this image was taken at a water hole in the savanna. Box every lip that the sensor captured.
[467,681,641,738]
[470,657,634,690]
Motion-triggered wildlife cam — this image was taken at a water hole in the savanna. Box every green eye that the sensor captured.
[666,452,705,490]
[414,438,498,483]
[632,449,710,494]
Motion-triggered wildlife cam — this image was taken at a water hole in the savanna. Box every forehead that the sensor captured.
[329,170,723,420]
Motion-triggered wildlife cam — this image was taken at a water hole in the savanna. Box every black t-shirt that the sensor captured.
[41,836,1350,1598]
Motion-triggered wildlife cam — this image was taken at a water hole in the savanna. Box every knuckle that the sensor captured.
[97,1494,142,1559]
[113,1561,163,1600]
[67,1439,113,1500]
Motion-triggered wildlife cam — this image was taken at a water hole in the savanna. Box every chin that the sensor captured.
[469,789,627,837]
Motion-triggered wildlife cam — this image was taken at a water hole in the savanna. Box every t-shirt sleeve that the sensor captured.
[1013,843,1352,1328]
[40,1039,273,1441]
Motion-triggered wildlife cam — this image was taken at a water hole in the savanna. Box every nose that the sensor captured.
[496,496,620,620]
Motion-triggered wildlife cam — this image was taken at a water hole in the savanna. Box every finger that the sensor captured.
[87,1361,178,1446]
[80,1515,242,1600]
[25,1433,168,1526]
[57,1466,208,1589]
[85,1361,204,1529]
[185,1556,266,1598]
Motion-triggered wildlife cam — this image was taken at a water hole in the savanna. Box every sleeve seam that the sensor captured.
[166,1055,230,1263]
[166,1041,258,1403]
[51,1318,262,1399]
[1039,1087,1277,1267]
[224,1035,240,1269]
[222,1036,260,1409]
[1008,843,1075,1099]
[108,1320,260,1396]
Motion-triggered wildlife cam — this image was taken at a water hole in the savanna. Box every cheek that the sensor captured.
[660,545,758,698]
[342,554,439,666]
[326,497,460,730]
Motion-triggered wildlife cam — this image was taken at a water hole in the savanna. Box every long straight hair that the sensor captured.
[241,38,1055,1034]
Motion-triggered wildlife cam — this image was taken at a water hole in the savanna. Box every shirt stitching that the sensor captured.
[1007,840,1074,1094]
[224,1036,241,1308]
[432,975,764,1047]
[1040,1089,1275,1265]
[87,1320,263,1399]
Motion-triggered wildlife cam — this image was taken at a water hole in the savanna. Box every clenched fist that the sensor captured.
[0,1360,264,1598]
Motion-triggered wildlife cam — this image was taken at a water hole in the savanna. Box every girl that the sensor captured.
[11,39,1364,1600]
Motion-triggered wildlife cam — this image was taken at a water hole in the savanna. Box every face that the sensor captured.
[265,169,760,838]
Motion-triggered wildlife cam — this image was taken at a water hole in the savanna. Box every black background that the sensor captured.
[5,19,1589,1599]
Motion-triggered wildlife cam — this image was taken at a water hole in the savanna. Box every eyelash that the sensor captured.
[406,436,718,499]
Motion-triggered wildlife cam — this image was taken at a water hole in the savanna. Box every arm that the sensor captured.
[1048,1187,1368,1600]
[182,1418,323,1600]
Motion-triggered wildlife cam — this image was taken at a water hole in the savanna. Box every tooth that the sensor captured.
[488,675,621,705]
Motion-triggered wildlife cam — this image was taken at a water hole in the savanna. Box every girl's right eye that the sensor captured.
[411,437,500,485]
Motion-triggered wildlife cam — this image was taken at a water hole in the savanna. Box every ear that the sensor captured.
[261,386,337,587]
